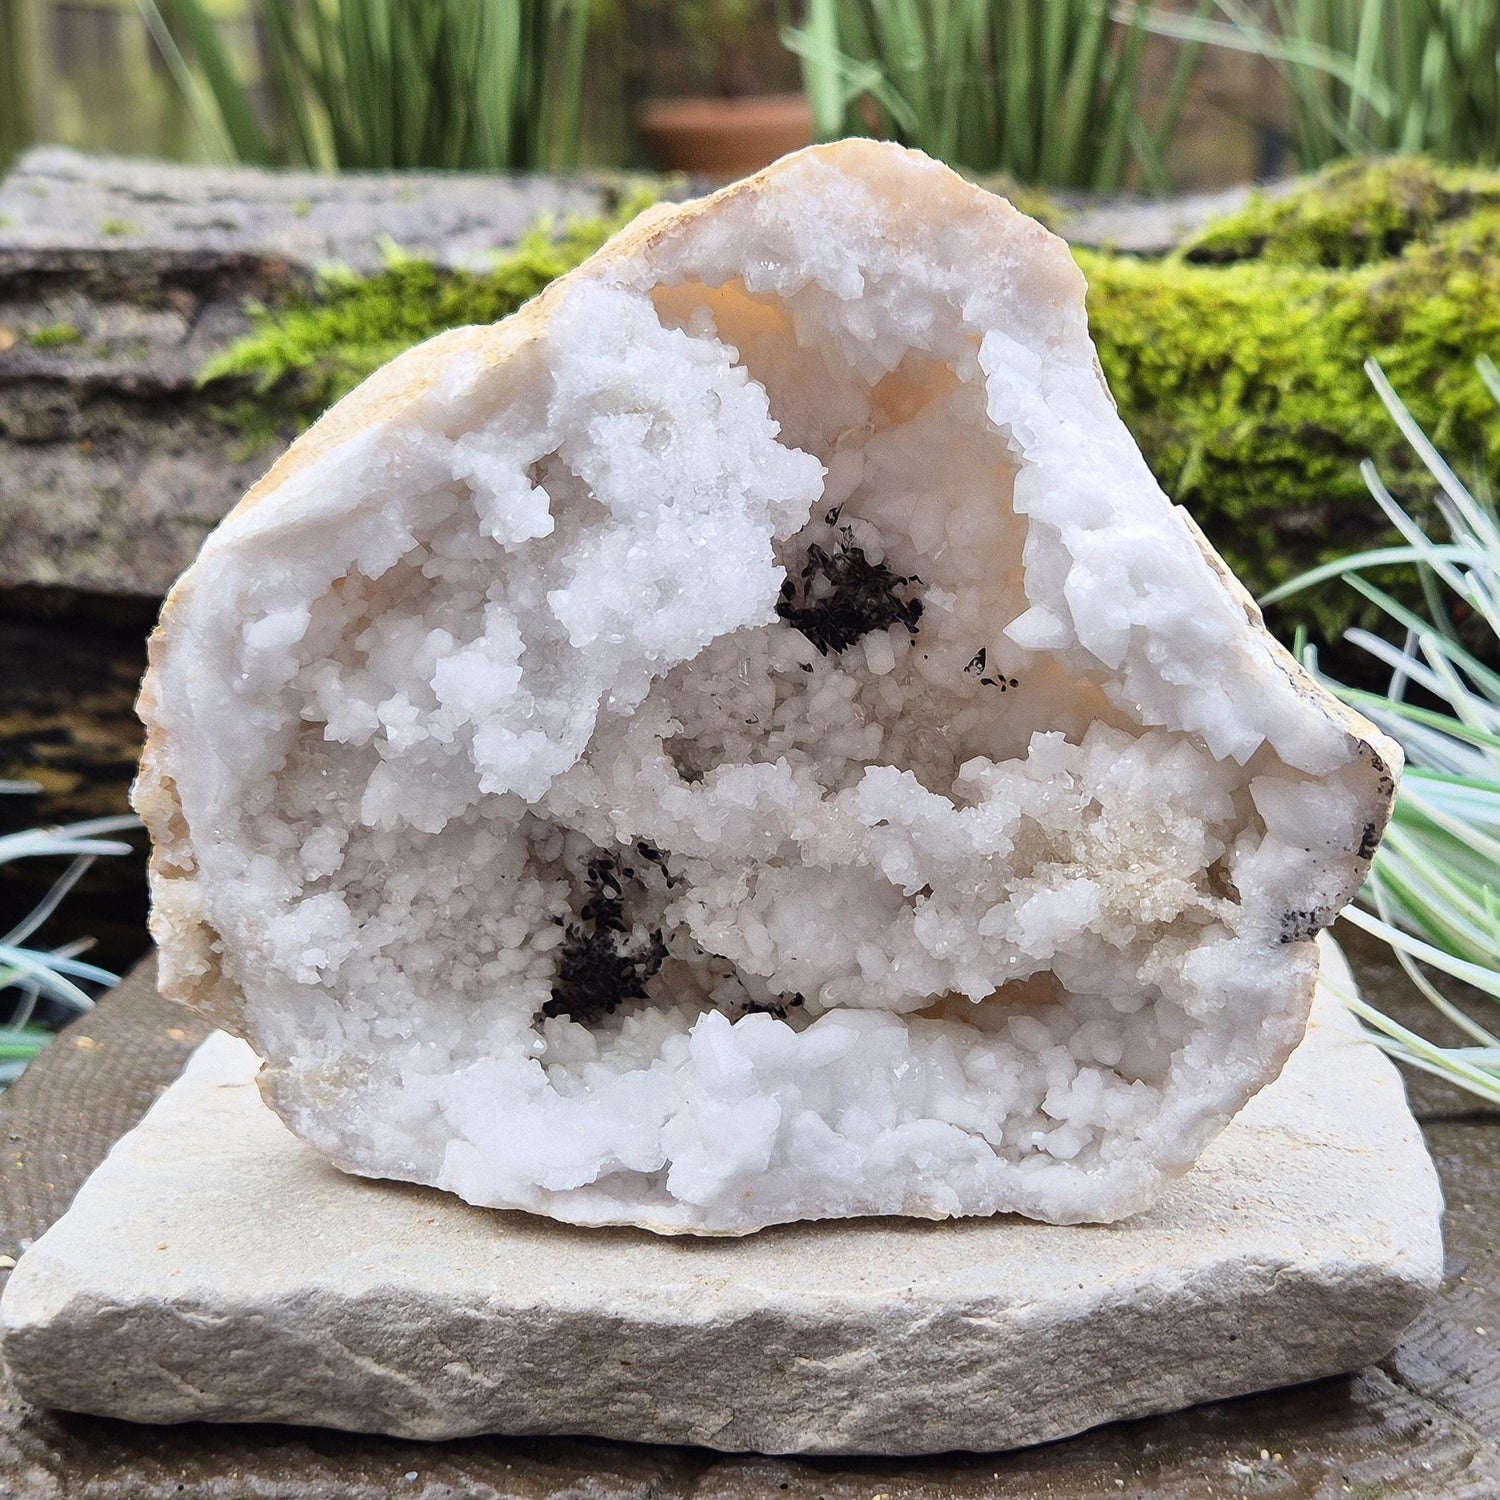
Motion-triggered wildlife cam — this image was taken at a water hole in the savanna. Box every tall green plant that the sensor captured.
[142,0,596,171]
[783,0,1207,189]
[1143,0,1500,168]
[0,786,136,1086]
[0,0,36,171]
[1265,360,1500,1102]
[678,0,758,96]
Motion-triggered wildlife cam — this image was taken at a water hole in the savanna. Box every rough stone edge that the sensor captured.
[0,1240,1440,1454]
[0,146,633,273]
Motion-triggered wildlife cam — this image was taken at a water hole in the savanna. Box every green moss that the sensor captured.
[202,189,661,422]
[1089,157,1500,643]
[27,322,81,348]
[201,159,1500,647]
[1179,155,1500,269]
[98,218,137,238]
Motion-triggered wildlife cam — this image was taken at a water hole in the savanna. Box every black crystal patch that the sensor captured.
[635,838,682,888]
[966,645,1019,691]
[739,993,806,1020]
[1278,908,1329,944]
[775,542,923,656]
[542,853,669,1026]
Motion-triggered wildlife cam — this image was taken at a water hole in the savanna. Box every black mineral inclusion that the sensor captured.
[543,853,668,1026]
[775,540,923,656]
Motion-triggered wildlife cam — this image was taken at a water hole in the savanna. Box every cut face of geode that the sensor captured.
[135,142,1399,1233]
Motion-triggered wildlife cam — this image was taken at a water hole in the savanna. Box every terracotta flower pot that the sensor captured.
[639,93,814,177]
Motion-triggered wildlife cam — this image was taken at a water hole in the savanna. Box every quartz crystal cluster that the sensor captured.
[135,142,1398,1233]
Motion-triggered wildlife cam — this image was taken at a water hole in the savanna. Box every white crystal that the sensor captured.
[135,143,1398,1233]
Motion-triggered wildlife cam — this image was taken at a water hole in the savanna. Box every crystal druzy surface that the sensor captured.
[135,143,1399,1233]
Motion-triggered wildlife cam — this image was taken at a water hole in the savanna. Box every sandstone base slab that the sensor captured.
[0,945,1444,1456]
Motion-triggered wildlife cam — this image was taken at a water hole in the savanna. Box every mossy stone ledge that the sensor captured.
[1087,156,1500,644]
[200,194,660,431]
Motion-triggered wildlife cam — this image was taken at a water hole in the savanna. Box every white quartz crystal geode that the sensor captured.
[135,141,1399,1233]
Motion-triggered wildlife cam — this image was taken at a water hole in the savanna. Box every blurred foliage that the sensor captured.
[676,0,758,94]
[12,0,1500,185]
[0,0,32,172]
[144,0,597,170]
[1143,0,1500,169]
[784,0,1209,190]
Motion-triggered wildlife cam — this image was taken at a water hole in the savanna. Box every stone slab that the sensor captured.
[0,147,624,273]
[0,935,1488,1497]
[1053,181,1268,254]
[0,944,1444,1457]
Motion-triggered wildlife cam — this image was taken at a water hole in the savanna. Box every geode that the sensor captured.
[134,141,1399,1234]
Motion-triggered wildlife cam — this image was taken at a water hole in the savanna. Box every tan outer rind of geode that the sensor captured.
[132,141,1402,1224]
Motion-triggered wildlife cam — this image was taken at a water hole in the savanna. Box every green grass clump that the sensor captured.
[142,0,598,172]
[0,784,135,1087]
[785,0,1206,191]
[201,158,1500,646]
[1267,360,1500,1105]
[1141,0,1500,171]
